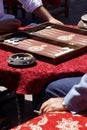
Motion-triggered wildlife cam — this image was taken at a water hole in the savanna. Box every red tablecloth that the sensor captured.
[0,49,87,94]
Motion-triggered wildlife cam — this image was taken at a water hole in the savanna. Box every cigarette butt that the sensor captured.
[33,110,41,115]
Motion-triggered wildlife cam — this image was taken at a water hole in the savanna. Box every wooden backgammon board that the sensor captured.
[0,22,87,64]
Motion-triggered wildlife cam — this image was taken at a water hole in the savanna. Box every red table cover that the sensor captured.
[0,48,87,94]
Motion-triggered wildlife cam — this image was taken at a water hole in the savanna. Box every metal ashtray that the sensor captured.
[7,53,36,68]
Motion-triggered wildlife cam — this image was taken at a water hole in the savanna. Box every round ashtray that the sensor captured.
[81,14,87,23]
[7,53,36,68]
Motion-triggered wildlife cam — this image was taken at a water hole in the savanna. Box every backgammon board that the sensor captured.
[0,22,87,64]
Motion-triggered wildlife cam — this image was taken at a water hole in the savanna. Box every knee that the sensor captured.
[45,80,61,95]
[46,82,56,92]
[45,79,66,95]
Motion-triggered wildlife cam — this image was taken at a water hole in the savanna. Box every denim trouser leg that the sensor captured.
[44,77,82,98]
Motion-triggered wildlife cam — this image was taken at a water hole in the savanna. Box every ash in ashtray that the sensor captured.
[14,55,32,61]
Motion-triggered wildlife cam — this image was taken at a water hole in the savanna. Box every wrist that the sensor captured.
[62,100,68,110]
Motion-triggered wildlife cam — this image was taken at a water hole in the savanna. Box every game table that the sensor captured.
[0,23,87,124]
[0,42,87,125]
[0,23,87,95]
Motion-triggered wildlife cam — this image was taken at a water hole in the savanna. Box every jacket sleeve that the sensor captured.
[18,0,43,13]
[64,73,87,114]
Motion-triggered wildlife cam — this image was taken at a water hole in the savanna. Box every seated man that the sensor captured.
[0,0,63,35]
[34,74,87,115]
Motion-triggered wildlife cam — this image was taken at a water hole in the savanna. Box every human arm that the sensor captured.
[18,0,63,25]
[40,73,87,115]
[33,6,63,25]
[0,19,21,35]
[63,73,87,114]
[40,97,68,115]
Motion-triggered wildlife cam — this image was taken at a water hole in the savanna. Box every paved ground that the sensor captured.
[1,0,87,129]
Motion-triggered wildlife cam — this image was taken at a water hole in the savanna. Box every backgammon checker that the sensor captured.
[0,22,87,64]
[7,53,36,68]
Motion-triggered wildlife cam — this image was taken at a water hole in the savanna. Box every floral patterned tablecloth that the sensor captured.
[11,111,87,130]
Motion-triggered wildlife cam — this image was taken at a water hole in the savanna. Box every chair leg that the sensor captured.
[64,0,69,17]
[12,5,18,16]
[15,94,25,124]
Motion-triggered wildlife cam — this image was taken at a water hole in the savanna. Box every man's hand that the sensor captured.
[33,6,64,25]
[0,19,21,35]
[40,97,68,115]
[48,17,64,25]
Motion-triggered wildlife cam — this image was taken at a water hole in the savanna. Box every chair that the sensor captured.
[0,86,25,127]
[3,0,26,17]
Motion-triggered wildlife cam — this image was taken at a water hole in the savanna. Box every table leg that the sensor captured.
[32,94,42,111]
[15,94,25,124]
